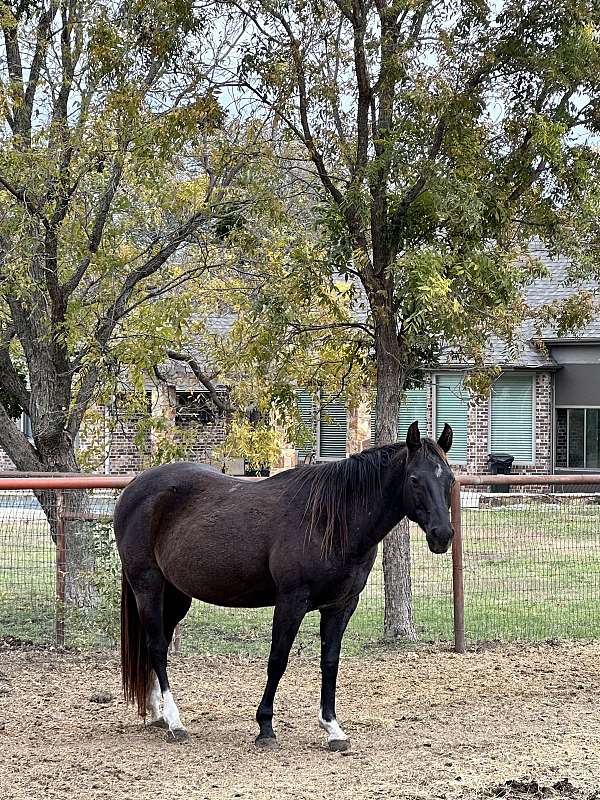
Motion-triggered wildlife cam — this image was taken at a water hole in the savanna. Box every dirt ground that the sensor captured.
[1,641,599,800]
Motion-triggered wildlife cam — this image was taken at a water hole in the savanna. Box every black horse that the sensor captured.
[114,421,454,750]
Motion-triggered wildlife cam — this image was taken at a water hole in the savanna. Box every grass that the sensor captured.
[1,500,600,654]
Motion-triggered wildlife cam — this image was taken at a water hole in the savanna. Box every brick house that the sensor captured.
[2,245,597,476]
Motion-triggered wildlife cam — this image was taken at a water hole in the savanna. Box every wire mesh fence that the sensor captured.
[458,486,600,642]
[0,485,453,654]
[0,477,599,654]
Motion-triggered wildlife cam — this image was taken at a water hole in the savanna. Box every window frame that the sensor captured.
[369,385,431,447]
[295,388,316,460]
[316,392,348,461]
[20,412,33,441]
[175,390,223,426]
[556,406,600,470]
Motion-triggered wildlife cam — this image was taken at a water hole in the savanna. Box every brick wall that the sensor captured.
[452,372,553,478]
[466,394,489,473]
[0,450,15,470]
[531,372,553,475]
[107,406,151,475]
[174,413,228,464]
[0,371,556,477]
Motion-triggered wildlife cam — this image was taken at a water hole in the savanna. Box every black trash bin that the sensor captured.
[487,452,514,493]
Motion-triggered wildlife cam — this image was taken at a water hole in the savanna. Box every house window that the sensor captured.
[369,386,429,445]
[21,413,33,440]
[558,408,600,469]
[295,390,347,460]
[489,374,534,463]
[175,391,221,426]
[435,374,468,464]
[318,396,347,460]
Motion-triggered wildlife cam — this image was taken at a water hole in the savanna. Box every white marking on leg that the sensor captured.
[319,707,348,742]
[162,689,185,732]
[146,674,163,724]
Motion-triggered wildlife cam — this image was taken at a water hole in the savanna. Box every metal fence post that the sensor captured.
[451,481,466,653]
[55,490,66,647]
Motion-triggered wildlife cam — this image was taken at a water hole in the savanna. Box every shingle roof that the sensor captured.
[524,242,600,339]
[453,242,600,369]
[484,335,557,369]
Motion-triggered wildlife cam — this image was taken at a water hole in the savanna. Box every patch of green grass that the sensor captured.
[0,602,56,644]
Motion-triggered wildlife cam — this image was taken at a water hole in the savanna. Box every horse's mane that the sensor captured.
[287,438,445,558]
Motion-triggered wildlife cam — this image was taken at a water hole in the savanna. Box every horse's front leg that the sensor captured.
[318,596,359,751]
[255,591,309,749]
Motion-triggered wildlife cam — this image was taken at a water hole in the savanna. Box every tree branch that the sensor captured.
[351,1,371,171]
[0,175,47,222]
[67,207,212,436]
[24,1,59,124]
[0,330,30,414]
[287,320,374,337]
[62,156,127,295]
[166,350,233,412]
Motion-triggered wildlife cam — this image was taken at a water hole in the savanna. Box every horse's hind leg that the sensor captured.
[146,583,192,730]
[256,591,308,748]
[318,596,359,751]
[131,569,188,740]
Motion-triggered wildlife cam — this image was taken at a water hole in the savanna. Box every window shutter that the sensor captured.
[369,386,429,445]
[398,386,429,441]
[435,374,468,463]
[490,374,533,462]
[319,396,347,459]
[295,389,315,458]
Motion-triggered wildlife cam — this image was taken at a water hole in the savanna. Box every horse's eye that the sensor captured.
[409,475,418,485]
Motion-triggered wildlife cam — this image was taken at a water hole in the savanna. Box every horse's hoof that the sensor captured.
[148,717,169,729]
[328,738,351,752]
[165,728,189,743]
[255,735,279,750]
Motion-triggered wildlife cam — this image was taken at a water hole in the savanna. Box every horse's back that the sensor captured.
[115,462,237,524]
[114,462,286,606]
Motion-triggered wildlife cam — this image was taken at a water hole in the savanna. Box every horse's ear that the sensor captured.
[437,423,453,453]
[406,421,421,452]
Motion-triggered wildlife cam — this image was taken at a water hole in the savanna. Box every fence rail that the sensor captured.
[1,472,600,653]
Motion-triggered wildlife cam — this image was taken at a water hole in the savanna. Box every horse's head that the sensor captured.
[403,421,455,554]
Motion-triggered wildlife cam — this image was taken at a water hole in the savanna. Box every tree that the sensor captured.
[0,1,289,601]
[0,0,254,476]
[222,0,600,636]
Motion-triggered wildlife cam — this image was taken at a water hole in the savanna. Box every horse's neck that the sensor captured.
[349,451,408,555]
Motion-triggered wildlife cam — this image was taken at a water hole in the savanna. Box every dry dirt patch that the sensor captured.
[1,642,599,800]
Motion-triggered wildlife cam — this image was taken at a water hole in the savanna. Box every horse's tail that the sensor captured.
[121,570,151,718]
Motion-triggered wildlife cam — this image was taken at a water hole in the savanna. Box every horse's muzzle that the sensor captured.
[426,526,454,554]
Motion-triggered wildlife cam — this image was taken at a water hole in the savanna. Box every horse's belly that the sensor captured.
[195,586,277,608]
[160,555,277,609]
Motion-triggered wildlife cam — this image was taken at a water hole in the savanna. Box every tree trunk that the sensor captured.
[383,517,416,639]
[10,426,98,608]
[373,311,417,640]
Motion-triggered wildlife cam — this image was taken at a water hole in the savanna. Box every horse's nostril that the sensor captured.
[430,526,453,542]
